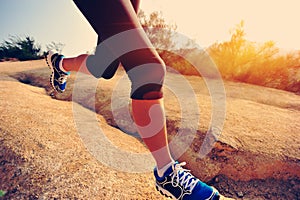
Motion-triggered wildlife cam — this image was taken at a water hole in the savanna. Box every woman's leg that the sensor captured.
[63,54,90,74]
[63,0,141,79]
[72,0,174,170]
[64,1,223,199]
[132,98,174,170]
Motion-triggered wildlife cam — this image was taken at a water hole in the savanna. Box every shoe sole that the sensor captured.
[155,183,224,200]
[155,184,177,199]
[45,52,63,93]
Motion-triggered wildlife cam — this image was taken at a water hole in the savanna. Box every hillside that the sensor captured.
[0,60,299,199]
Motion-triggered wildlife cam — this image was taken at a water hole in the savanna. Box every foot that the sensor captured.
[45,50,69,93]
[154,162,227,200]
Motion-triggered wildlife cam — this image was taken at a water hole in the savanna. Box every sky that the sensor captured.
[0,0,300,56]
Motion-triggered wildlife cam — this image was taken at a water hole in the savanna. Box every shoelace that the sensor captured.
[170,162,198,193]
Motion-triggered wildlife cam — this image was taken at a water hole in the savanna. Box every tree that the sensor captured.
[207,21,300,93]
[0,35,42,61]
[137,10,202,76]
[208,21,280,82]
[46,41,65,54]
[138,10,177,51]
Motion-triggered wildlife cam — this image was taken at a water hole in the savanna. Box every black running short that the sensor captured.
[72,0,166,100]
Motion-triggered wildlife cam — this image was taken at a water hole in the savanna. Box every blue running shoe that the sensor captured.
[45,51,70,93]
[154,162,222,200]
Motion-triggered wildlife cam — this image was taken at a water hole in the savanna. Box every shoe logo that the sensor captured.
[58,76,67,84]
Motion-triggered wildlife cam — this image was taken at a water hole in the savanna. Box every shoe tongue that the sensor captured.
[163,163,176,177]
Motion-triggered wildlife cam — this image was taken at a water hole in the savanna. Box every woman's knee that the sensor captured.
[128,58,166,100]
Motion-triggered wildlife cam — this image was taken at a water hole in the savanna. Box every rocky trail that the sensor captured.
[0,60,299,199]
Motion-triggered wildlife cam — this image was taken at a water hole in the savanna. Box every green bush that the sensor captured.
[0,190,6,197]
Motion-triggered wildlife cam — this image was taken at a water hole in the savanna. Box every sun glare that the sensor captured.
[141,0,300,50]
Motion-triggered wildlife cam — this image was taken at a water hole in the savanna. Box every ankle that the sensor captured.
[63,54,89,74]
[59,57,69,73]
[157,160,175,177]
